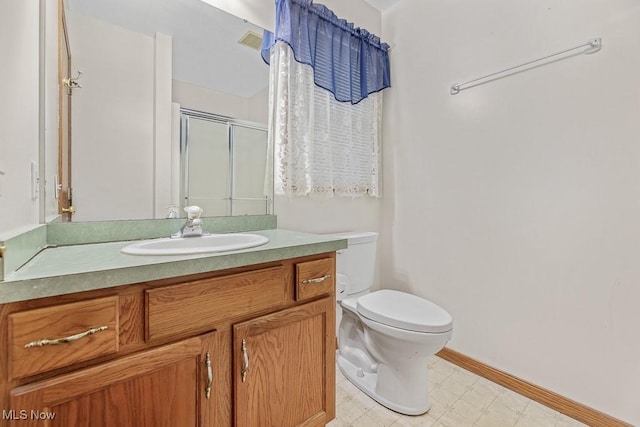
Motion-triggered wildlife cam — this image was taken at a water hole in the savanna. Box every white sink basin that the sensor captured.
[121,233,269,256]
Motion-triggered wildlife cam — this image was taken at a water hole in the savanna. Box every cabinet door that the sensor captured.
[9,333,218,427]
[234,297,335,427]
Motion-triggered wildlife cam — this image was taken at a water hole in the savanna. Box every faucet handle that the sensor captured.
[184,205,203,220]
[165,205,179,218]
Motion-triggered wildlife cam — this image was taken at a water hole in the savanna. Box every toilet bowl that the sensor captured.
[331,232,453,415]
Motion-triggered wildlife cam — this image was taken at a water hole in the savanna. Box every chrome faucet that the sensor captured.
[172,206,204,238]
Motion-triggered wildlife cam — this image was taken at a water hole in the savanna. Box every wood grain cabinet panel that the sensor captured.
[146,266,287,341]
[8,296,119,380]
[233,297,335,427]
[295,258,335,302]
[9,333,216,427]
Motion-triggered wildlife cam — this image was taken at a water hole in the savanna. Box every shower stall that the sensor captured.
[180,109,272,216]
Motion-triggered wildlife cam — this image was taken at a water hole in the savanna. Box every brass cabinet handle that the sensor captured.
[241,339,249,383]
[24,326,108,348]
[302,274,331,284]
[205,352,213,399]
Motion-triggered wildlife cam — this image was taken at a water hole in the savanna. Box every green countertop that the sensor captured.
[0,229,347,304]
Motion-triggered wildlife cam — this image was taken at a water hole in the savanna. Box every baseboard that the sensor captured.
[436,347,632,427]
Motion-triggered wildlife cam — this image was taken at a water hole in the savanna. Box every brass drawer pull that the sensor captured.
[241,339,249,383]
[24,326,108,348]
[205,352,213,399]
[302,274,331,284]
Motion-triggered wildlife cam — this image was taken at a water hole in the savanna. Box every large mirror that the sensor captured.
[53,0,271,222]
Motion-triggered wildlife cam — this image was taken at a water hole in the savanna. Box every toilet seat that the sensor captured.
[356,290,453,333]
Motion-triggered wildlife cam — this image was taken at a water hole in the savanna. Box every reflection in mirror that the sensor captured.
[232,124,272,214]
[55,0,270,222]
[181,110,271,217]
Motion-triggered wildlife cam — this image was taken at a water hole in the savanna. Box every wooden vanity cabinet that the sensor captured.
[0,253,336,427]
[234,297,335,427]
[9,332,218,427]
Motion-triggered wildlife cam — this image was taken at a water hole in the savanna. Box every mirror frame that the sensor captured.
[57,0,73,221]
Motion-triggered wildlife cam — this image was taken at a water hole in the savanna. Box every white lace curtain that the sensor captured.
[266,42,384,198]
[261,0,390,199]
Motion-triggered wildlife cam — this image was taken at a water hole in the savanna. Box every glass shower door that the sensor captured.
[180,109,271,217]
[182,114,230,216]
[231,125,270,215]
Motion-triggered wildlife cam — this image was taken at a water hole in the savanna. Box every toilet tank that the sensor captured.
[330,232,378,296]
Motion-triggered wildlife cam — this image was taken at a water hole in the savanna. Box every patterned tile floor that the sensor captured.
[328,356,587,427]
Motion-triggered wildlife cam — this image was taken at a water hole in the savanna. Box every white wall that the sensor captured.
[173,80,247,119]
[0,0,41,237]
[173,80,268,124]
[246,86,269,124]
[154,33,174,219]
[68,12,156,221]
[381,0,640,424]
[275,197,381,234]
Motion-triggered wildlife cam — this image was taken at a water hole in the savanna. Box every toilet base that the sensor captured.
[337,353,430,416]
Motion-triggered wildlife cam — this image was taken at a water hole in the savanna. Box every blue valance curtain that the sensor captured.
[261,0,391,104]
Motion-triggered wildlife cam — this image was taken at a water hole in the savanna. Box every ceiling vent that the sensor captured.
[237,30,263,51]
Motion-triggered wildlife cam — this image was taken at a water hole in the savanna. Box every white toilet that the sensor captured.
[332,231,453,416]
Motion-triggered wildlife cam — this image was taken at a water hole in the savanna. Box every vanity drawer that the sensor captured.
[295,258,335,301]
[146,265,287,341]
[8,296,119,379]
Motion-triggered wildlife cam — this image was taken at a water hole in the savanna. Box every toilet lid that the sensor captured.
[356,290,453,333]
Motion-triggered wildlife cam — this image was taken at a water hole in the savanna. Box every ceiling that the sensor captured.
[363,0,402,12]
